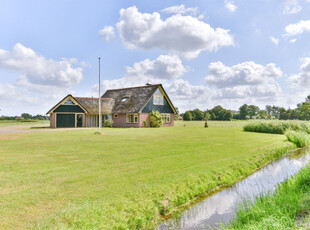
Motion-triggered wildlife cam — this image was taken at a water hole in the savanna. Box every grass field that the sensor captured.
[0,120,49,127]
[0,121,294,229]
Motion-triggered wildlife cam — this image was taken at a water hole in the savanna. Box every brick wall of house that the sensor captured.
[162,113,174,127]
[112,113,174,128]
[50,113,56,128]
[112,114,140,128]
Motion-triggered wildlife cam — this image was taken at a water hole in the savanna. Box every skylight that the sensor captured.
[121,97,129,102]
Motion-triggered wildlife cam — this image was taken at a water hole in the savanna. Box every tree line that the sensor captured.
[0,113,48,120]
[180,95,310,121]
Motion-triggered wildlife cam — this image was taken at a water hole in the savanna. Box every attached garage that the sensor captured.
[56,114,75,128]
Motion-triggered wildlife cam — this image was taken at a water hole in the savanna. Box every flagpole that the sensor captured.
[98,57,102,133]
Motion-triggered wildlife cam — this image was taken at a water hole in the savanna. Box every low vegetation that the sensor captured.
[0,119,49,127]
[0,121,293,229]
[149,110,163,127]
[227,161,310,229]
[243,120,310,134]
[285,130,310,148]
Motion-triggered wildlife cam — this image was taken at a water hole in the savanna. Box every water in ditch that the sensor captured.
[158,147,310,230]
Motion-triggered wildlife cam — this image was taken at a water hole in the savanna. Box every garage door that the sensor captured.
[56,114,75,128]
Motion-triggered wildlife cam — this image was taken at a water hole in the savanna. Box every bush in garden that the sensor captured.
[149,111,162,127]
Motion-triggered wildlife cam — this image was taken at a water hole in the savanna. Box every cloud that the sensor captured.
[116,6,234,59]
[0,43,83,88]
[270,36,279,46]
[283,0,302,15]
[285,20,310,38]
[225,1,237,12]
[126,55,187,80]
[288,57,310,88]
[205,61,282,88]
[161,4,198,15]
[92,54,187,94]
[0,43,84,115]
[99,26,115,42]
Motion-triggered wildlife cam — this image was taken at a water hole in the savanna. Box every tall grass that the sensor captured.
[243,120,310,134]
[227,163,310,229]
[285,130,310,147]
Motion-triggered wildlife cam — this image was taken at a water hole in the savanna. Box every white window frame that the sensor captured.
[153,95,164,105]
[162,113,170,123]
[126,113,138,123]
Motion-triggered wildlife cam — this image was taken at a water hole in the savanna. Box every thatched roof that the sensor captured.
[75,97,114,114]
[101,84,159,113]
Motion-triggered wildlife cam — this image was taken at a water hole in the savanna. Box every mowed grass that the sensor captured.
[0,120,49,127]
[0,121,293,229]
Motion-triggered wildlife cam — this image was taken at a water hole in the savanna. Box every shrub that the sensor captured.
[103,119,113,127]
[243,121,310,134]
[285,130,310,147]
[149,111,162,127]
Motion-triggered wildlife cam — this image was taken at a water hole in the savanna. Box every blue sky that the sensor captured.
[1,0,310,115]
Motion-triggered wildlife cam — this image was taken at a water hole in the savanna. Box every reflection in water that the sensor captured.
[159,148,310,230]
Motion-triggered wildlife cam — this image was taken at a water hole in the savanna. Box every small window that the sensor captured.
[153,95,163,105]
[65,99,74,105]
[121,97,129,102]
[114,114,118,119]
[162,114,170,123]
[126,114,138,123]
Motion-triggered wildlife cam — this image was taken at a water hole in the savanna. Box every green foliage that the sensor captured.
[243,120,310,134]
[103,119,113,127]
[182,111,193,121]
[149,110,162,127]
[285,130,310,147]
[228,164,310,229]
[207,105,232,121]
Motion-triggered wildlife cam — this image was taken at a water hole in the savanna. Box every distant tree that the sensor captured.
[21,113,32,119]
[247,105,259,119]
[239,104,248,120]
[192,108,204,120]
[258,110,268,119]
[183,111,193,121]
[208,106,232,121]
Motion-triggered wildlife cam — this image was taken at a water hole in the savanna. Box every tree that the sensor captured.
[247,105,259,119]
[239,104,248,120]
[193,108,204,120]
[21,113,32,119]
[183,111,193,121]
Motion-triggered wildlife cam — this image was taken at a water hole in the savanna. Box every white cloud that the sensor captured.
[270,36,279,46]
[225,1,237,12]
[288,57,310,88]
[99,26,115,42]
[205,61,282,88]
[92,54,187,94]
[290,38,297,43]
[283,0,302,15]
[285,20,310,37]
[0,43,84,115]
[116,6,234,59]
[161,5,198,15]
[126,55,187,80]
[0,43,83,88]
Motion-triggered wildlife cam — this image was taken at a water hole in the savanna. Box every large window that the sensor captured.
[126,114,138,123]
[162,114,170,123]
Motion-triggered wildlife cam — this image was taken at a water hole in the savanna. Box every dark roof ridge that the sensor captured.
[75,97,113,100]
[105,84,161,92]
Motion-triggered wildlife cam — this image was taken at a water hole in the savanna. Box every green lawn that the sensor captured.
[0,120,49,127]
[0,121,293,229]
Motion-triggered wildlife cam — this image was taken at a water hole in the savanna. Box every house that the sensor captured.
[47,84,177,128]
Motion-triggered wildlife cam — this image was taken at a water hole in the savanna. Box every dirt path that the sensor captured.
[0,125,93,135]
